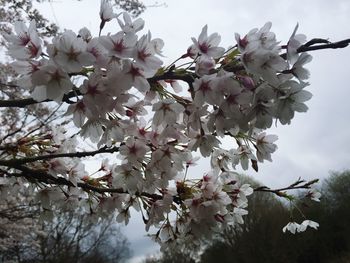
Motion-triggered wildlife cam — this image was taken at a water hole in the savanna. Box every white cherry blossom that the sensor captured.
[99,31,137,59]
[117,12,145,34]
[100,0,116,24]
[191,25,225,59]
[31,63,73,102]
[119,137,150,167]
[48,30,95,73]
[134,33,163,73]
[283,222,300,234]
[277,80,312,124]
[152,99,185,127]
[298,220,319,232]
[307,188,322,202]
[290,52,313,81]
[287,23,307,64]
[255,132,278,162]
[3,20,42,60]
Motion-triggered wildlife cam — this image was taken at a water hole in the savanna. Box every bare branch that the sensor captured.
[254,179,319,196]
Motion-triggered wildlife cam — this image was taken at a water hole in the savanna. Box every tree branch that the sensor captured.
[0,89,79,108]
[0,146,120,166]
[149,70,196,89]
[281,38,350,59]
[0,70,198,108]
[2,164,163,200]
[1,38,348,109]
[297,38,350,52]
[254,178,319,196]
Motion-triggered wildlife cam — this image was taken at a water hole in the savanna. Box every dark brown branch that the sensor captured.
[0,71,197,108]
[303,38,331,47]
[254,179,319,196]
[0,146,120,166]
[0,81,20,88]
[148,71,196,88]
[281,38,350,59]
[0,89,79,108]
[0,97,41,108]
[297,38,350,52]
[1,164,163,200]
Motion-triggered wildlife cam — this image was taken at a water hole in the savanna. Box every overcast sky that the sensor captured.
[36,0,350,261]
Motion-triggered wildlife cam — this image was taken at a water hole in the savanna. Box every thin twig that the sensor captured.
[254,179,319,195]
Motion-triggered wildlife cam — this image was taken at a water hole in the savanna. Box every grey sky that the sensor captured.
[35,0,350,261]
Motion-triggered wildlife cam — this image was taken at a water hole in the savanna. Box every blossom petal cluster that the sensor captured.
[0,1,319,247]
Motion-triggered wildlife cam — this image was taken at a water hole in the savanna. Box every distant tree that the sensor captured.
[113,0,146,17]
[0,195,131,263]
[322,170,350,209]
[0,184,40,262]
[33,212,131,263]
[311,170,350,262]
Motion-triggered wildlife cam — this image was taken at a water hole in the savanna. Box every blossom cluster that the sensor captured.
[283,220,319,234]
[0,0,320,246]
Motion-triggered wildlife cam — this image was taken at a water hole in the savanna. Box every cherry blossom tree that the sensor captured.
[0,0,350,250]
